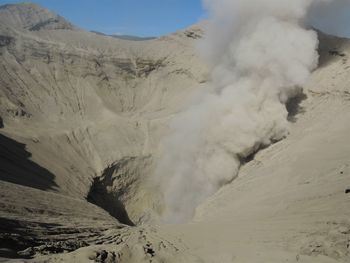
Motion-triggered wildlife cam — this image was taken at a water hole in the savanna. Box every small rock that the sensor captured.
[345,188,350,194]
[144,244,155,257]
[338,226,350,234]
[101,250,108,260]
[0,35,14,47]
[95,250,108,262]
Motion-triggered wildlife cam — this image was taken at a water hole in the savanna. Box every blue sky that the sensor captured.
[0,0,205,37]
[0,0,349,37]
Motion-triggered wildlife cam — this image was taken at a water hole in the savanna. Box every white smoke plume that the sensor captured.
[156,0,331,223]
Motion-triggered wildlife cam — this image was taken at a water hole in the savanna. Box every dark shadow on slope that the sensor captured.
[286,93,307,123]
[0,217,48,258]
[87,170,135,226]
[0,217,91,259]
[0,133,57,191]
[316,30,348,68]
[239,144,270,165]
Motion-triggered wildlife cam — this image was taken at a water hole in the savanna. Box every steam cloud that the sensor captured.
[156,0,332,223]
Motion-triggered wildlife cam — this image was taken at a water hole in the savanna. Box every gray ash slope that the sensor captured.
[0,2,206,261]
[0,3,76,31]
[0,2,350,263]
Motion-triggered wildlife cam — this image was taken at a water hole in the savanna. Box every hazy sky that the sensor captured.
[0,0,349,37]
[309,0,350,38]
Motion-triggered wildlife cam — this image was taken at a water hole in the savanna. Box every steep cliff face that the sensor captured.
[0,3,207,260]
[0,2,207,222]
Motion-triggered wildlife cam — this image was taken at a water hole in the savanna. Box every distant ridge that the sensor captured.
[91,30,156,41]
[0,2,76,31]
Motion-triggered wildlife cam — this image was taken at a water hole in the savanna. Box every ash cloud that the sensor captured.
[155,0,333,223]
